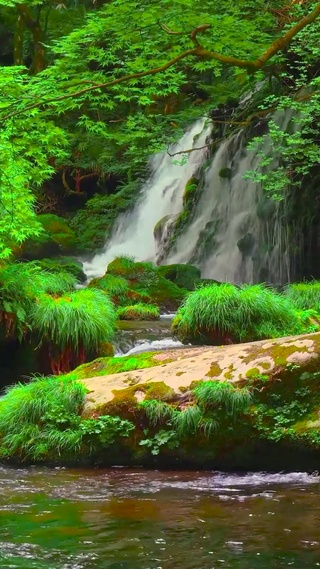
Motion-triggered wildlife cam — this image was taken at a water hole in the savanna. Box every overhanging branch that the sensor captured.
[1,1,319,122]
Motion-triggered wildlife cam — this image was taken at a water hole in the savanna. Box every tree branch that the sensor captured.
[1,2,319,121]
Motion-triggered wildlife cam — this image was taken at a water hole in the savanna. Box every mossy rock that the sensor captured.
[153,215,174,242]
[21,215,78,260]
[37,257,86,283]
[183,177,199,206]
[69,352,163,380]
[38,214,78,253]
[157,264,201,291]
[106,257,187,310]
[20,232,61,260]
[218,167,232,179]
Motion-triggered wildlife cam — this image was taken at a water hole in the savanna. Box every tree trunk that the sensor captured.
[17,4,46,73]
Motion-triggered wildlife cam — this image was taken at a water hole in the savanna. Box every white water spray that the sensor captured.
[82,119,211,279]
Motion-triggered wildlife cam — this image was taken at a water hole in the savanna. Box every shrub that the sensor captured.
[0,375,134,463]
[117,303,160,321]
[284,281,320,311]
[172,283,303,344]
[0,262,76,339]
[32,289,116,373]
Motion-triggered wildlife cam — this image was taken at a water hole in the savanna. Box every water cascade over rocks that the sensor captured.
[161,110,295,284]
[82,119,211,279]
[83,110,298,285]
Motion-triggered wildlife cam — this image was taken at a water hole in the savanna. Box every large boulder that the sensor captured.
[80,333,320,469]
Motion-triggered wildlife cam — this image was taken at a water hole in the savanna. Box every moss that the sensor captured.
[218,167,232,179]
[68,352,163,380]
[245,367,261,379]
[37,257,86,283]
[183,177,199,205]
[157,264,201,291]
[205,362,222,378]
[176,371,185,377]
[242,341,309,366]
[260,361,271,370]
[98,341,115,357]
[224,364,235,380]
[143,382,175,401]
[38,214,78,252]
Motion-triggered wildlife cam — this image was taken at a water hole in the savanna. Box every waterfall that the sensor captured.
[83,109,297,285]
[161,110,295,285]
[82,119,211,279]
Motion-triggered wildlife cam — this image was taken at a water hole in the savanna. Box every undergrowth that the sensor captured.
[0,375,134,463]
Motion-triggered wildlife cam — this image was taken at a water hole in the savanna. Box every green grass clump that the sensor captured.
[284,281,320,311]
[194,381,252,417]
[68,352,161,380]
[172,283,304,344]
[0,262,76,339]
[0,375,86,461]
[32,288,116,372]
[89,274,129,296]
[117,303,160,321]
[0,375,135,463]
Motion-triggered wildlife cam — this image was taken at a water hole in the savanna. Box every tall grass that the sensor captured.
[0,375,86,461]
[194,381,253,417]
[0,262,76,338]
[172,283,303,344]
[117,303,160,321]
[284,281,320,311]
[32,288,116,372]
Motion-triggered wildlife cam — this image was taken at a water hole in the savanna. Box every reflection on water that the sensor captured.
[0,467,319,568]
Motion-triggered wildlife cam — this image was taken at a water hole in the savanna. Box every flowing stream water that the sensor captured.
[0,467,319,568]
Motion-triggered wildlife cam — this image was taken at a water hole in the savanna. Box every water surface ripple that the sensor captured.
[0,467,319,568]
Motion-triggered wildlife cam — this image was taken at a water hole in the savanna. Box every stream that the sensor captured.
[0,467,319,568]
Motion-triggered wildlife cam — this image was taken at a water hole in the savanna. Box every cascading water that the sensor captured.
[160,110,295,285]
[83,109,297,285]
[82,119,211,279]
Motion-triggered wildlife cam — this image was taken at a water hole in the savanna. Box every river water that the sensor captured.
[0,467,319,568]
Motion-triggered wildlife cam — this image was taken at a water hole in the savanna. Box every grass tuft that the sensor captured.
[172,282,304,344]
[117,303,160,321]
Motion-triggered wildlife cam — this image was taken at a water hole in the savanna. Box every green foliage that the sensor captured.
[0,374,134,462]
[117,303,160,321]
[139,429,179,456]
[194,381,253,417]
[0,262,76,339]
[0,375,86,460]
[140,399,176,427]
[244,5,320,199]
[172,282,305,344]
[284,281,320,311]
[32,288,116,354]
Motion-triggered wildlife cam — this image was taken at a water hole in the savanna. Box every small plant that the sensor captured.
[139,429,179,455]
[194,381,253,417]
[140,399,176,426]
[117,303,160,321]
